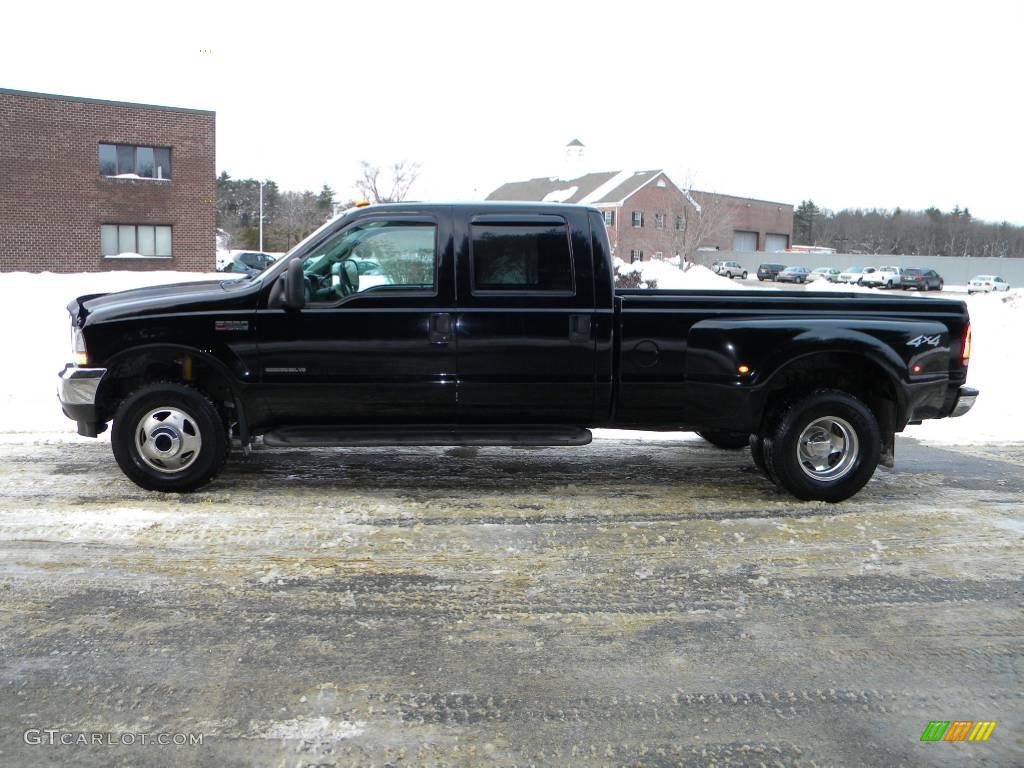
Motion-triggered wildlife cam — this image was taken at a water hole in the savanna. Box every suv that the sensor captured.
[713,261,747,279]
[901,269,943,291]
[222,251,277,277]
[756,263,786,281]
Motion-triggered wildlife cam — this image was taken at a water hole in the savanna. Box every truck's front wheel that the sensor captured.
[111,382,229,492]
[764,390,880,502]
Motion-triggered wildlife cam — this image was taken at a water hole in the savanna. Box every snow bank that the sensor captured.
[615,259,746,290]
[0,271,229,435]
[906,288,1024,444]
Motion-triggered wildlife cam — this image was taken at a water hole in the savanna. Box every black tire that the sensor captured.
[763,389,880,503]
[111,382,229,492]
[749,433,770,477]
[741,271,748,280]
[697,430,750,450]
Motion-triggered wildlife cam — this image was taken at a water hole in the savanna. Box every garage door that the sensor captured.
[732,230,758,252]
[765,233,789,252]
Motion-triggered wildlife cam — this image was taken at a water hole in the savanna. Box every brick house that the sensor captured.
[488,169,793,263]
[0,88,215,272]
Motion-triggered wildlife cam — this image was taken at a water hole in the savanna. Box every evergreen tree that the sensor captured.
[794,200,820,244]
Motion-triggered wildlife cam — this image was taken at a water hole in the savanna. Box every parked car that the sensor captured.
[901,268,944,291]
[713,261,747,279]
[777,265,811,284]
[809,267,841,282]
[863,265,904,288]
[968,275,1011,294]
[757,263,787,281]
[221,251,277,277]
[837,266,877,284]
[58,202,977,503]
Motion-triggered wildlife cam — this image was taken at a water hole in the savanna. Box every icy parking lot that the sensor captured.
[1,435,1020,766]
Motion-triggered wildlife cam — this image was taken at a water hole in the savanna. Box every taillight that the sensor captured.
[962,324,971,368]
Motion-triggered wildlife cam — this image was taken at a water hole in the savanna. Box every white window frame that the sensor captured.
[630,249,644,263]
[655,213,665,230]
[101,224,173,258]
[631,211,643,228]
[603,210,615,226]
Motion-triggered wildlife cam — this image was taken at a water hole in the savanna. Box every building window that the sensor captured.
[675,215,685,230]
[630,249,644,263]
[603,210,615,226]
[631,211,643,228]
[654,251,663,259]
[98,143,172,179]
[102,224,172,257]
[655,213,665,230]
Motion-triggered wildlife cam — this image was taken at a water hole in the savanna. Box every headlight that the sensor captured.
[71,322,89,367]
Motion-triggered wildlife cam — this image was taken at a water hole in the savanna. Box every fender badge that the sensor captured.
[215,320,249,331]
[907,334,941,348]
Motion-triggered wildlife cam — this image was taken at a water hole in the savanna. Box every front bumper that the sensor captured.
[950,386,979,418]
[57,364,107,436]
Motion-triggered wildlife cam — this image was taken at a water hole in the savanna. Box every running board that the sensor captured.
[261,425,593,448]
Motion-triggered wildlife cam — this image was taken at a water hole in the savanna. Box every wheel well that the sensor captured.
[758,352,899,466]
[98,349,239,430]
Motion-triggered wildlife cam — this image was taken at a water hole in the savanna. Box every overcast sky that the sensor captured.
[3,0,1021,222]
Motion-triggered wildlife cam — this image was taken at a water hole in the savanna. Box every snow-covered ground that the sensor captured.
[0,268,1019,444]
[1,271,229,435]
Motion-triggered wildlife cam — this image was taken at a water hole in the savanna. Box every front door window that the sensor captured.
[300,220,437,303]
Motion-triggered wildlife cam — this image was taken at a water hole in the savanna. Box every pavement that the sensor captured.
[0,435,1020,767]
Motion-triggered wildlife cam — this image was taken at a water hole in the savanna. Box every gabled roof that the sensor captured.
[486,171,620,204]
[487,169,667,205]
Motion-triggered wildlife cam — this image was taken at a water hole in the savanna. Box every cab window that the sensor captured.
[300,220,436,303]
[470,221,573,293]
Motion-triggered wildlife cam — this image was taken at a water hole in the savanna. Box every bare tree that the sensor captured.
[671,184,731,264]
[356,160,421,203]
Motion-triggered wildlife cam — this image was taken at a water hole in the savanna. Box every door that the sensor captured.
[454,209,598,424]
[732,230,758,252]
[255,211,457,426]
[764,233,789,253]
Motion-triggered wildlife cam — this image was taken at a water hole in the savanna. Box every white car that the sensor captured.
[968,275,1011,293]
[808,267,840,282]
[863,265,903,288]
[836,266,877,284]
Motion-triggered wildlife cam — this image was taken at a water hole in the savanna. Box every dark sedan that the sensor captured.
[901,268,944,291]
[757,263,787,281]
[777,265,811,284]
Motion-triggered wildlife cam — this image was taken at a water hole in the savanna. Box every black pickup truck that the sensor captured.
[58,202,977,501]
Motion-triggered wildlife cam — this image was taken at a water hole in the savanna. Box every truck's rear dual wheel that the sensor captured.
[762,390,880,502]
[111,382,229,492]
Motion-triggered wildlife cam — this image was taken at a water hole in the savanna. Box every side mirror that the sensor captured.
[271,259,306,310]
[284,259,306,309]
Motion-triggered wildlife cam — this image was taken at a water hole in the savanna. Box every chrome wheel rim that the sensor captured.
[134,407,202,473]
[796,416,859,481]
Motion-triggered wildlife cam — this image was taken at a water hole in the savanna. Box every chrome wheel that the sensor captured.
[796,416,859,481]
[134,407,203,473]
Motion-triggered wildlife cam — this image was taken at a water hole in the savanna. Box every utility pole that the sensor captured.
[258,180,264,252]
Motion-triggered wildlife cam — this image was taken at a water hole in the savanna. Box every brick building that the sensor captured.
[488,167,793,263]
[0,88,215,272]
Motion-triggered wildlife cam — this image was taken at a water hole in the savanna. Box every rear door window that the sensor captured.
[470,220,573,293]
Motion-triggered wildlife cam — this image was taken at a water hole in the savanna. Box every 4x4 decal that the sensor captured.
[907,334,942,348]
